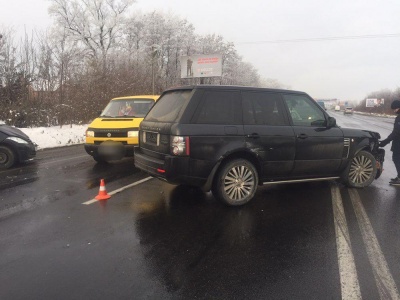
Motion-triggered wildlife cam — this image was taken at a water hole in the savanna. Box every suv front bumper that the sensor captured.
[375,148,385,179]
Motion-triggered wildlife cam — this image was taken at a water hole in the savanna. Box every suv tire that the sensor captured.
[342,150,377,188]
[0,145,16,169]
[212,159,258,206]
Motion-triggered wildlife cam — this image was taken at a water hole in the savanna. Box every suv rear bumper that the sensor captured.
[134,148,206,187]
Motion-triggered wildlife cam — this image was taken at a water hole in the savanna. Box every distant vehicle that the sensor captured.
[84,95,159,163]
[317,101,326,110]
[0,124,36,169]
[335,105,341,111]
[344,107,353,115]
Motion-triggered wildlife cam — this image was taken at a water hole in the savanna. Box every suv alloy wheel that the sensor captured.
[343,150,377,188]
[212,159,258,206]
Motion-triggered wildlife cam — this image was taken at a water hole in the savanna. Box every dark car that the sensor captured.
[0,124,36,169]
[134,85,385,206]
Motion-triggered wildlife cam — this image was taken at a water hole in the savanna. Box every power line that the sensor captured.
[237,33,400,45]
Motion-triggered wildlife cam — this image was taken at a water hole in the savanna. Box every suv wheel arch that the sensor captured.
[202,150,262,192]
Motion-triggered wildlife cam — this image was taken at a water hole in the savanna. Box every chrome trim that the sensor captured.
[343,138,350,158]
[263,177,340,185]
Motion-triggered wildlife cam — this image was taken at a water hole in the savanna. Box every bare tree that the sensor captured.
[1,8,279,126]
[49,0,134,73]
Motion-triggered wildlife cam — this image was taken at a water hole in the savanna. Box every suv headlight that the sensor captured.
[127,131,138,138]
[6,137,29,144]
[86,130,95,137]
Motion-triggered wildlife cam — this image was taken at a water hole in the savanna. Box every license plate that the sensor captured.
[98,141,122,155]
[145,132,159,145]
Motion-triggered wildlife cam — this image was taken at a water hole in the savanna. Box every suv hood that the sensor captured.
[0,124,30,140]
[341,127,381,140]
[363,129,381,140]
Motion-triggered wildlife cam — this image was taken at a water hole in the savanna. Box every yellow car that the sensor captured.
[85,95,159,162]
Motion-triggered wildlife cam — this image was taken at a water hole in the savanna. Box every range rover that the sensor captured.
[134,85,384,206]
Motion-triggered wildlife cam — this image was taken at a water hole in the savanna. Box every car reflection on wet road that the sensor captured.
[0,113,400,299]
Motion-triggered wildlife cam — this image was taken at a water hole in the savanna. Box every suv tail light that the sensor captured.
[171,136,190,156]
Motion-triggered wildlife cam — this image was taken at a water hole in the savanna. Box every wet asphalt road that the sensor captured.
[0,112,399,300]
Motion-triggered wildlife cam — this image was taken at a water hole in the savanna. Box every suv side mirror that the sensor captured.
[327,117,336,128]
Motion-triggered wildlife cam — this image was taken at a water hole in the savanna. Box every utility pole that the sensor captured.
[152,45,155,95]
[151,45,159,95]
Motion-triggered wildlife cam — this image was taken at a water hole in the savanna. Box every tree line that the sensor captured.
[1,0,282,127]
[1,0,398,127]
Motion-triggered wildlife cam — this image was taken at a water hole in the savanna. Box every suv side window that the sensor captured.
[192,90,242,124]
[242,92,288,126]
[283,94,326,127]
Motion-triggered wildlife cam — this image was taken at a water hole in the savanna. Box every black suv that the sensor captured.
[134,85,385,206]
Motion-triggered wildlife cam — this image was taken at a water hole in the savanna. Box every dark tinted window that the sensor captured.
[242,92,288,126]
[283,94,326,126]
[145,90,193,122]
[192,90,242,124]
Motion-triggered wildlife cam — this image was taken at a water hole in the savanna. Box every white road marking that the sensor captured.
[82,177,153,205]
[331,184,362,300]
[348,188,400,300]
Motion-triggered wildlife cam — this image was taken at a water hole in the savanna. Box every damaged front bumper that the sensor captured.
[375,148,385,179]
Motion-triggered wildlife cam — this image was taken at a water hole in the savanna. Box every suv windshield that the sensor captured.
[145,90,193,122]
[101,98,155,118]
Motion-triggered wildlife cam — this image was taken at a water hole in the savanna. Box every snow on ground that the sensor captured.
[19,124,88,150]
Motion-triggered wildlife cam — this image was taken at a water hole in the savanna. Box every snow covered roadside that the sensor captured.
[19,124,88,150]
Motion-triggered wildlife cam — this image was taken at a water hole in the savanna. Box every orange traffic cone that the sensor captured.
[95,179,111,200]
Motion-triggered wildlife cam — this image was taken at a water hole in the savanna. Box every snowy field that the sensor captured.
[19,124,88,150]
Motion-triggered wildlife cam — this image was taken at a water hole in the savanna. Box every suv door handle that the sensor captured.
[246,133,260,139]
[297,133,308,139]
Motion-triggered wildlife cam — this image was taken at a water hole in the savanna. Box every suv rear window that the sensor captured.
[145,90,192,122]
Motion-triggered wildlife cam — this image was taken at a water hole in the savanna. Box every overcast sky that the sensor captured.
[1,0,400,101]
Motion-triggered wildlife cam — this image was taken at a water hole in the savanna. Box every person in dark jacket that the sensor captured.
[379,100,400,185]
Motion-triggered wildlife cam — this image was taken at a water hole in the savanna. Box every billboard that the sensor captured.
[366,98,384,107]
[180,54,222,78]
